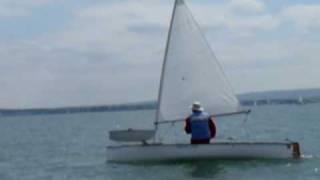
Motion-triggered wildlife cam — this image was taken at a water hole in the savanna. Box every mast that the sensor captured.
[154,0,181,129]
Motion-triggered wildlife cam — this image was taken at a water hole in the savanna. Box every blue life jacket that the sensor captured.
[190,112,210,140]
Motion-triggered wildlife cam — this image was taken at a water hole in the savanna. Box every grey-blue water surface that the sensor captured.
[0,104,319,180]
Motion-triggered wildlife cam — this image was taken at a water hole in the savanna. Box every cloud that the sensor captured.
[0,0,320,108]
[190,0,279,35]
[0,0,54,17]
[0,40,161,108]
[228,0,265,14]
[0,6,28,17]
[0,0,171,108]
[281,4,320,31]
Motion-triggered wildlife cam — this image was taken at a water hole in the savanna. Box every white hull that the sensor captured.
[107,142,300,162]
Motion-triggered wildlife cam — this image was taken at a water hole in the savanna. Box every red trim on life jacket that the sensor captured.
[209,117,216,138]
[184,117,191,134]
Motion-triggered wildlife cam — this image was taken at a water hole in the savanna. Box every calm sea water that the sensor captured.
[0,104,319,180]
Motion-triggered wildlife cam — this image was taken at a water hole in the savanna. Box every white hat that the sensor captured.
[191,101,204,111]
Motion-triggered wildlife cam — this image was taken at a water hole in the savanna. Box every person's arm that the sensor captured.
[209,117,216,138]
[185,117,191,134]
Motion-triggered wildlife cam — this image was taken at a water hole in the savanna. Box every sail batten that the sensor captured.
[156,0,242,123]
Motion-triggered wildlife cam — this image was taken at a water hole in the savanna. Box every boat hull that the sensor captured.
[107,142,300,162]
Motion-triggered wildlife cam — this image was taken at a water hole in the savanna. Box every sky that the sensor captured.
[0,0,320,108]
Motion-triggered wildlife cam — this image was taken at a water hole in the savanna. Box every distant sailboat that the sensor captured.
[107,0,300,162]
[298,96,304,105]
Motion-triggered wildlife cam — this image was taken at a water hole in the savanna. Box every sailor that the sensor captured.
[184,102,216,144]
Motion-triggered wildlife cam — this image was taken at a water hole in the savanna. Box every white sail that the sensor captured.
[156,0,242,122]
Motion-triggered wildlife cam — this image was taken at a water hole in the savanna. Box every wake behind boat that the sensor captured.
[107,0,301,162]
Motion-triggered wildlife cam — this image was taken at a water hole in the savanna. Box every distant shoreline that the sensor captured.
[0,102,156,117]
[1,88,320,117]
